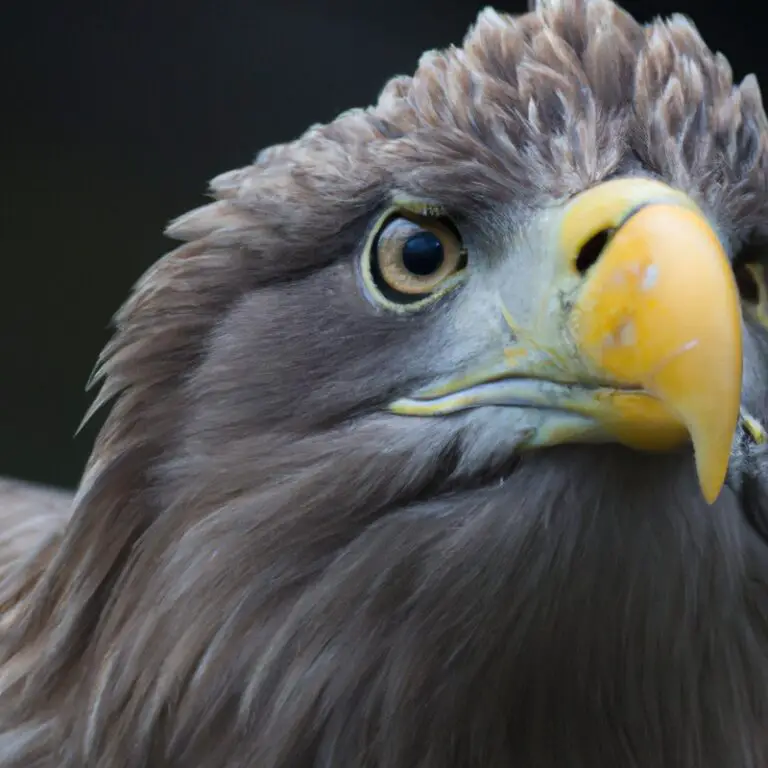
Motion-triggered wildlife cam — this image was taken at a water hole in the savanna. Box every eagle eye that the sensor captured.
[732,245,768,329]
[734,263,760,304]
[362,211,467,310]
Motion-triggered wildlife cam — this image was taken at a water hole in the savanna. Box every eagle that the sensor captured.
[2,0,768,765]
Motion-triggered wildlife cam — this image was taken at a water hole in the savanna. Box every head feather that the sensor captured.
[1,2,768,766]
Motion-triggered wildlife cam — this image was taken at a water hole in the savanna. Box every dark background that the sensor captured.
[1,0,759,489]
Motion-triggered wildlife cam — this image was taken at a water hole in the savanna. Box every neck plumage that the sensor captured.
[1,434,766,767]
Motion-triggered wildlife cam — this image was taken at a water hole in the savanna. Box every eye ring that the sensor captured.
[362,208,467,311]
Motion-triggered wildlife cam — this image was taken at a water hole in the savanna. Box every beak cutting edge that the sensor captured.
[390,178,743,504]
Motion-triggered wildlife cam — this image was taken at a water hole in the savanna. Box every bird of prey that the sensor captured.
[3,0,768,765]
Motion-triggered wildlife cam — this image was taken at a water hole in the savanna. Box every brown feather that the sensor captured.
[0,478,70,589]
[2,2,768,766]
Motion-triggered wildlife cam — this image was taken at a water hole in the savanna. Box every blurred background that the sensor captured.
[1,0,759,489]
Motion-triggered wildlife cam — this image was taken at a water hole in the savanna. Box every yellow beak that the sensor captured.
[563,180,742,502]
[390,178,743,503]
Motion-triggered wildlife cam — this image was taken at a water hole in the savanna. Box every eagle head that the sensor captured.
[3,1,768,766]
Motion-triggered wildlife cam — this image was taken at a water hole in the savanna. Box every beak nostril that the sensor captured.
[576,229,612,274]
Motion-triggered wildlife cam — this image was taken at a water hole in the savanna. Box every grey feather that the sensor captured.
[2,1,768,766]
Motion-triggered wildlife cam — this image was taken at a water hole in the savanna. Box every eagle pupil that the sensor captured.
[402,232,444,276]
